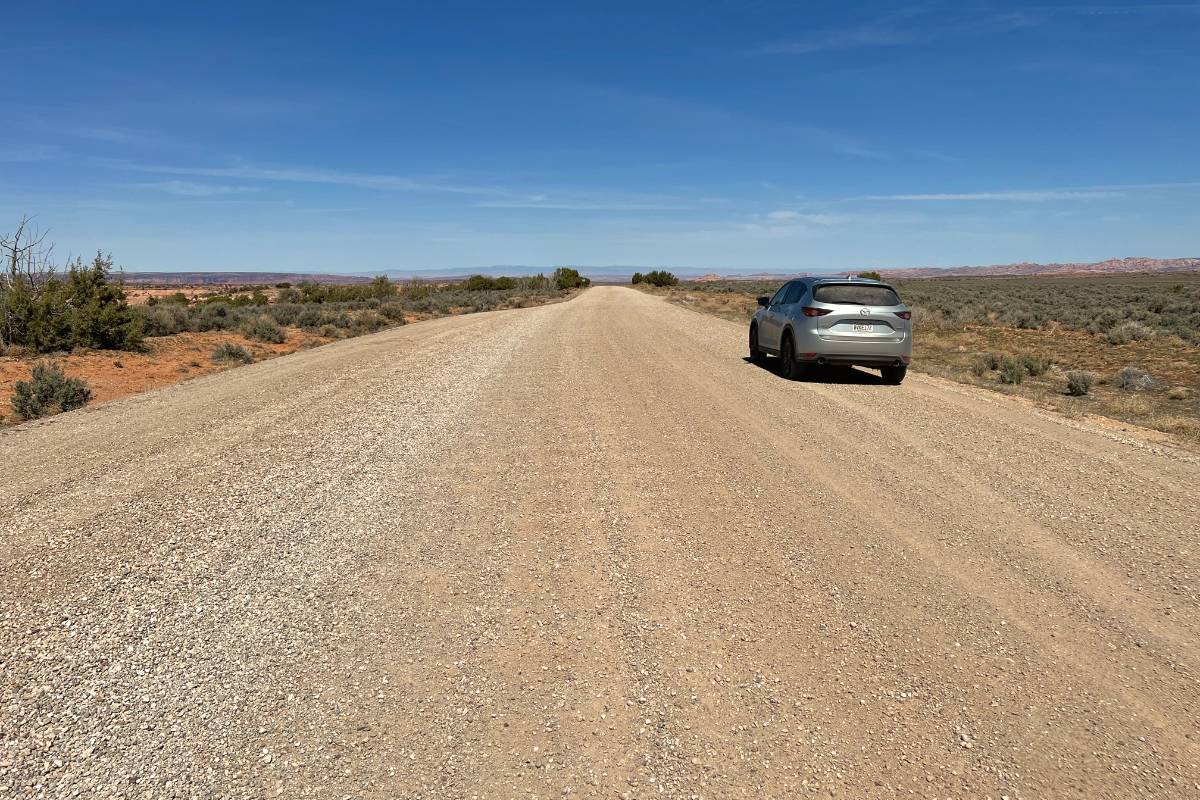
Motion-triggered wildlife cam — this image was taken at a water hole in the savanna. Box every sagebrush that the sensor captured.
[11,361,92,419]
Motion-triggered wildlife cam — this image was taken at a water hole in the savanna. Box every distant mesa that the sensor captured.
[874,256,1200,279]
[121,271,375,286]
[119,257,1198,286]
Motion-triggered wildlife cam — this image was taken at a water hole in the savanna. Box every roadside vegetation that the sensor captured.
[2,217,583,424]
[636,272,1200,444]
[631,270,679,287]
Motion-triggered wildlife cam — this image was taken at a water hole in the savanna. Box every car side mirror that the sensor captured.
[757,296,770,308]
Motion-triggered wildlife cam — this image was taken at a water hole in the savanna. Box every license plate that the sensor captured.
[852,323,874,332]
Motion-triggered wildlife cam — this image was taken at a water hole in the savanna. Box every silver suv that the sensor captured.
[748,277,913,384]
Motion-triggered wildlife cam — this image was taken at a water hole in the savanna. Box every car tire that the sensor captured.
[749,325,765,365]
[881,364,907,385]
[780,335,802,380]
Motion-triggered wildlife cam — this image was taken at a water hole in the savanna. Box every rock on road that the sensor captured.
[2,286,1199,799]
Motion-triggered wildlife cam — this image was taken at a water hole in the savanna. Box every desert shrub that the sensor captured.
[643,270,679,287]
[1004,309,1040,329]
[350,312,388,335]
[379,302,408,322]
[522,273,550,291]
[998,356,1024,384]
[856,271,883,281]
[969,354,993,377]
[631,272,645,284]
[322,309,353,328]
[1167,386,1192,400]
[552,267,589,289]
[266,303,301,326]
[241,315,285,343]
[296,306,324,329]
[1116,366,1153,391]
[1066,370,1094,396]
[294,276,395,303]
[138,304,190,336]
[1020,355,1051,376]
[147,291,189,307]
[890,274,1200,344]
[193,302,242,331]
[212,342,253,364]
[910,305,948,328]
[1105,321,1156,345]
[11,361,92,419]
[3,252,143,353]
[465,274,496,291]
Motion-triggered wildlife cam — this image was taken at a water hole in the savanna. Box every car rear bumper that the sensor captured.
[800,353,911,367]
[793,328,912,366]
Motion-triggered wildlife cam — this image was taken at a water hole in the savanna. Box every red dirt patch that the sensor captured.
[1,329,325,423]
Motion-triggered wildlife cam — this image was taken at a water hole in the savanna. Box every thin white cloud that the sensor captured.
[758,4,1199,56]
[77,126,160,145]
[0,144,61,162]
[759,9,1037,55]
[765,210,848,224]
[476,200,690,211]
[135,180,265,197]
[852,181,1200,202]
[863,190,1123,202]
[96,158,513,197]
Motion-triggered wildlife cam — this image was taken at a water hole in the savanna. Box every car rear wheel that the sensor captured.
[780,335,802,380]
[881,364,907,385]
[749,325,765,365]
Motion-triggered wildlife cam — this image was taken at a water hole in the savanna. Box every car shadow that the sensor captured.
[742,357,890,385]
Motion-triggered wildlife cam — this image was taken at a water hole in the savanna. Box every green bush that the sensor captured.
[241,315,285,343]
[212,342,253,364]
[552,267,589,290]
[642,270,679,287]
[140,304,190,336]
[11,361,92,420]
[1066,370,1094,396]
[998,356,1024,384]
[631,272,645,284]
[2,252,143,353]
[379,302,408,322]
[1020,355,1051,376]
[465,274,496,291]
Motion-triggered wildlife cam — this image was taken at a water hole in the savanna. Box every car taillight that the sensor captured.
[802,307,832,317]
[894,310,912,320]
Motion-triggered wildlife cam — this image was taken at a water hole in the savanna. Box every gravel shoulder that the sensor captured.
[3,286,1198,799]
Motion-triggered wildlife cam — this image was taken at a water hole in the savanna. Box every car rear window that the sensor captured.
[813,283,900,306]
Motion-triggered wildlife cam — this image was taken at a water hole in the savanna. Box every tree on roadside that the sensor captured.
[642,270,678,287]
[552,267,589,289]
[1,216,55,350]
[0,219,142,353]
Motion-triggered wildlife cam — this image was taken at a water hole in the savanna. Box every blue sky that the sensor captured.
[3,1,1199,274]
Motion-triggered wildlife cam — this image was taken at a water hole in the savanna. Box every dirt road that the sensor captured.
[3,286,1198,799]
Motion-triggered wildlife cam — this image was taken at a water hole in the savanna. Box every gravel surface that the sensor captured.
[2,286,1198,799]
